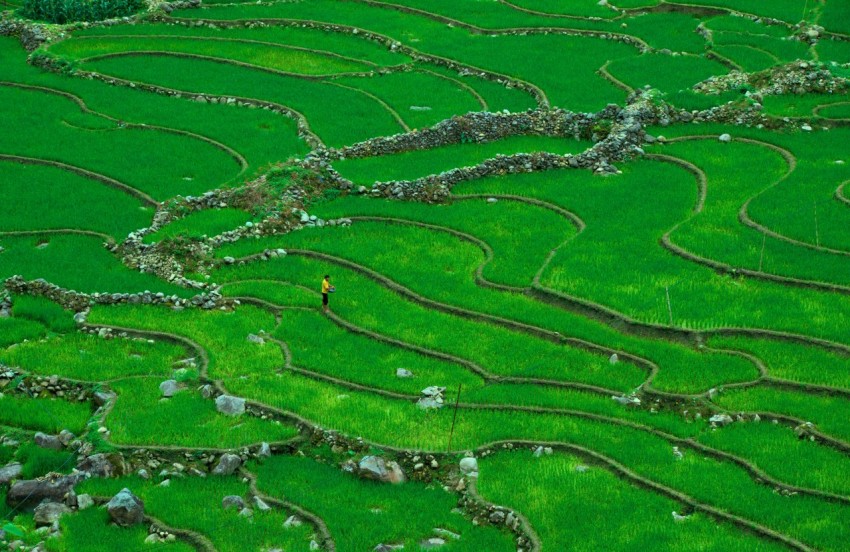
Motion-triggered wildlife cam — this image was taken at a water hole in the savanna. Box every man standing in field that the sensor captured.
[322,274,331,313]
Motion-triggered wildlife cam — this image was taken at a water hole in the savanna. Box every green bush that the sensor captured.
[20,0,144,24]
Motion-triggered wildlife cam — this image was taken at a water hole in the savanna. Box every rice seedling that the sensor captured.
[253,454,515,550]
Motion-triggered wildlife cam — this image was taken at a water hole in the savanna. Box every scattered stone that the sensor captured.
[396,368,414,378]
[672,446,684,460]
[238,507,253,518]
[33,501,71,527]
[433,528,460,540]
[611,395,640,406]
[801,124,813,131]
[246,333,265,345]
[709,414,734,427]
[212,454,242,476]
[420,537,446,549]
[215,395,246,416]
[718,133,732,143]
[609,353,619,364]
[222,495,246,510]
[159,379,180,398]
[107,488,145,527]
[358,456,406,484]
[258,442,272,458]
[283,515,303,528]
[34,432,63,450]
[0,462,22,484]
[373,544,404,552]
[7,474,82,508]
[76,494,94,510]
[574,465,589,473]
[253,496,272,512]
[672,511,690,522]
[486,197,498,203]
[459,457,478,478]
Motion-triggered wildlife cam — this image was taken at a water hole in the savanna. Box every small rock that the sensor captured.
[283,515,303,528]
[222,495,245,510]
[718,133,732,143]
[159,380,180,398]
[0,462,22,484]
[459,457,478,478]
[34,501,71,527]
[212,454,242,476]
[76,494,94,510]
[709,414,734,426]
[215,395,246,416]
[34,432,63,450]
[396,368,414,378]
[107,488,145,527]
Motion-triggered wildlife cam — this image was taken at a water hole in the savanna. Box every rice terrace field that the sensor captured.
[2,0,850,550]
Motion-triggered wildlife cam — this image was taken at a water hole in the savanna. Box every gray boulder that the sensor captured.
[358,456,405,484]
[459,457,478,478]
[0,462,22,484]
[396,368,414,378]
[159,380,180,398]
[34,432,63,450]
[77,453,120,478]
[212,453,242,476]
[33,501,71,527]
[215,395,246,416]
[107,488,145,527]
[7,474,82,507]
[222,495,245,510]
[76,494,94,510]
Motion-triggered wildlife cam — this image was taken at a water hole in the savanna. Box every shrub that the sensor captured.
[19,0,144,25]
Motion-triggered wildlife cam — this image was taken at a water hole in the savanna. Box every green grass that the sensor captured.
[0,317,46,348]
[816,102,850,119]
[656,138,850,287]
[48,35,375,75]
[11,295,76,333]
[143,208,254,244]
[274,307,485,397]
[332,135,592,185]
[82,54,404,147]
[72,23,413,67]
[420,64,537,113]
[78,475,314,551]
[714,386,850,443]
[106,378,297,448]
[174,0,638,111]
[213,229,755,395]
[0,234,192,296]
[0,36,308,177]
[335,69,484,130]
[0,332,186,381]
[54,507,195,552]
[0,84,242,201]
[708,334,850,390]
[0,159,152,239]
[0,395,91,435]
[219,280,318,308]
[253,454,515,550]
[607,53,729,95]
[15,442,77,480]
[477,450,786,551]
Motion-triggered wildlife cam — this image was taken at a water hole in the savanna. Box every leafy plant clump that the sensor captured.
[20,0,144,25]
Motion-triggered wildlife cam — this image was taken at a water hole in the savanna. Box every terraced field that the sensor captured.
[1,0,850,550]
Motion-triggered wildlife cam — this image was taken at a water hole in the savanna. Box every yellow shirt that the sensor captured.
[322,280,330,294]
